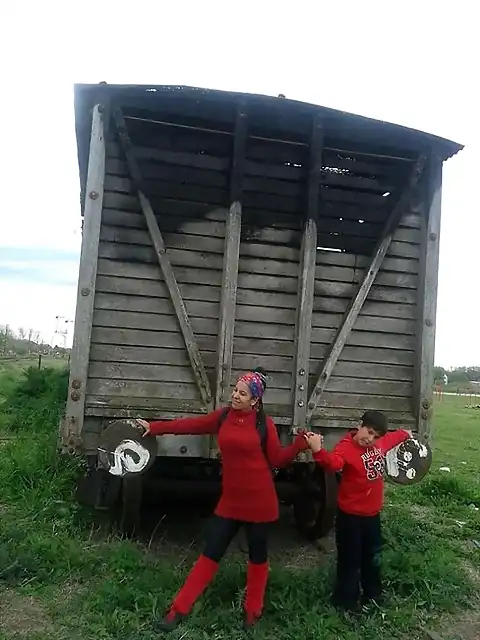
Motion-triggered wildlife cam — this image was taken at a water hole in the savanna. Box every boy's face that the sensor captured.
[353,425,381,447]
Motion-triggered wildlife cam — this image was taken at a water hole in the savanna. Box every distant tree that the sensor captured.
[0,325,13,354]
[447,369,470,385]
[433,366,446,383]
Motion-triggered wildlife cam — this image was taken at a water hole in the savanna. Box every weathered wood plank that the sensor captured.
[247,139,409,176]
[102,195,422,233]
[93,293,417,335]
[97,239,419,287]
[293,115,323,428]
[89,361,197,384]
[315,392,412,413]
[113,108,213,411]
[104,172,401,217]
[314,295,417,319]
[87,362,413,400]
[216,105,248,407]
[106,152,398,195]
[324,377,412,397]
[309,415,416,429]
[99,220,421,266]
[415,158,442,437]
[62,104,106,449]
[91,309,415,350]
[96,257,419,304]
[86,378,201,400]
[90,326,415,365]
[83,403,416,428]
[95,273,419,319]
[99,215,421,272]
[85,395,207,414]
[120,119,233,157]
[87,378,290,405]
[317,250,419,275]
[307,154,427,421]
[88,344,414,380]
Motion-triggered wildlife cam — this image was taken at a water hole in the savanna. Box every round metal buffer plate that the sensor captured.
[385,436,432,485]
[98,420,158,478]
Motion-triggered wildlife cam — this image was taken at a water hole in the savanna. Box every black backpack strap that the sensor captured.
[217,407,230,431]
[256,411,268,458]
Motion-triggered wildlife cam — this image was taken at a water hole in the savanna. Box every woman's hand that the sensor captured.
[136,419,151,436]
[305,432,324,453]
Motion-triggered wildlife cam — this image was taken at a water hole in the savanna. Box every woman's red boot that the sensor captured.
[154,555,218,633]
[243,561,269,629]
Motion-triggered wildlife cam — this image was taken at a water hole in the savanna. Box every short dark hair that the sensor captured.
[361,410,388,436]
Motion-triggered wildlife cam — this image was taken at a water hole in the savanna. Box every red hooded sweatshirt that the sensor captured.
[148,408,308,523]
[313,429,410,517]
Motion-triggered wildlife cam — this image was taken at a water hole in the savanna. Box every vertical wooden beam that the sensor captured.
[306,153,428,423]
[415,155,443,438]
[113,108,213,412]
[292,115,323,431]
[61,104,106,450]
[215,103,248,408]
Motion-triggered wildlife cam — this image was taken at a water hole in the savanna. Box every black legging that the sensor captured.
[203,515,270,564]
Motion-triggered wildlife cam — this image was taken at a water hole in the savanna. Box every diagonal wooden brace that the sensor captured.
[306,153,428,423]
[113,108,213,412]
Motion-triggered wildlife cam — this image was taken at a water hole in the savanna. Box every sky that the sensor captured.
[0,1,477,367]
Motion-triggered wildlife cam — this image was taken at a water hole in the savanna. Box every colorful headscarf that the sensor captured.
[237,371,267,399]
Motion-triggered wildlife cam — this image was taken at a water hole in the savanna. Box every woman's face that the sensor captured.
[231,380,257,411]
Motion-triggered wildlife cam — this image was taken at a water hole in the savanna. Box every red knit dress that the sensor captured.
[148,408,308,523]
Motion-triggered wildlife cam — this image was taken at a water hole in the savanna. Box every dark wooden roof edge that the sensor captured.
[73,83,464,202]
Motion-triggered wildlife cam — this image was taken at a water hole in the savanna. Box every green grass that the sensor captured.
[0,370,479,639]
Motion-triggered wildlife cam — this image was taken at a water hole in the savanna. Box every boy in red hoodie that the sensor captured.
[306,411,410,611]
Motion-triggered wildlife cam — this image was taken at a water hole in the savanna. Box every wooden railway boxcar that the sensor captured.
[61,83,462,537]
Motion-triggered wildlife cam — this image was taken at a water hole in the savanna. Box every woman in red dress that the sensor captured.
[138,367,309,632]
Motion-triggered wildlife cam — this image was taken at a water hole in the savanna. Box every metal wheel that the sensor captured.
[293,466,338,540]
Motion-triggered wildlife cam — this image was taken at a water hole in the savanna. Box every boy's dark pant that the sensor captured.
[333,509,382,607]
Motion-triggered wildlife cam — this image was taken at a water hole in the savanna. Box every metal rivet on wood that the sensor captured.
[80,287,90,297]
[89,191,99,200]
[71,380,81,389]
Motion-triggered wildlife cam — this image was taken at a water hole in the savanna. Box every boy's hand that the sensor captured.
[305,433,323,453]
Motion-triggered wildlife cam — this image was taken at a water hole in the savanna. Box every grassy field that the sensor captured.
[0,368,479,640]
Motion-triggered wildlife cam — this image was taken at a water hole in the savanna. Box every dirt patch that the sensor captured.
[0,588,55,637]
[433,602,480,640]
